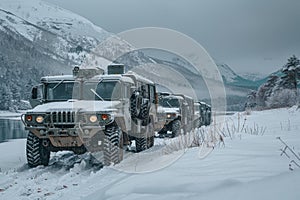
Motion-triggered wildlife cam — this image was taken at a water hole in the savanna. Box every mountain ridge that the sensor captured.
[0,0,269,111]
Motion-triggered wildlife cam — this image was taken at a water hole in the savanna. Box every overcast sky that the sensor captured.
[44,0,300,75]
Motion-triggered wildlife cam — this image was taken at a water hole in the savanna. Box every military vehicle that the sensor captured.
[22,64,157,167]
[156,93,195,137]
[197,101,212,126]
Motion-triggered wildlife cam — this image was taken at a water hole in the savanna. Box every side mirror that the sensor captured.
[30,85,43,108]
[31,86,38,99]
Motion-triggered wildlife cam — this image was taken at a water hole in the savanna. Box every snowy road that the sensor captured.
[1,107,300,200]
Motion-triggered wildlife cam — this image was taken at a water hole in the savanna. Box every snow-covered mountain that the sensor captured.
[241,72,267,82]
[0,0,148,110]
[0,0,264,82]
[0,0,118,110]
[0,0,266,111]
[0,0,110,65]
[0,0,262,84]
[215,62,261,89]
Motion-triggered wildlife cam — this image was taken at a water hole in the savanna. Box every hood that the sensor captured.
[157,106,180,114]
[29,100,121,113]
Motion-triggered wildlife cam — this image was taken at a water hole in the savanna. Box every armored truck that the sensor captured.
[22,65,157,167]
[203,103,212,126]
[196,101,212,126]
[156,93,195,137]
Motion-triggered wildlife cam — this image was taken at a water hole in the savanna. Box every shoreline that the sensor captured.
[0,110,25,120]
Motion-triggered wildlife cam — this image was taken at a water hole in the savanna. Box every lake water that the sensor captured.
[0,118,27,143]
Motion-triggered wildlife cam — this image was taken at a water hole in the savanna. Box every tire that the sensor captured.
[158,125,168,136]
[138,99,150,120]
[135,135,147,152]
[26,132,50,168]
[208,113,212,125]
[103,125,123,166]
[205,114,209,126]
[146,122,154,148]
[130,91,142,120]
[130,91,150,121]
[171,120,181,138]
[136,121,155,151]
[147,136,154,148]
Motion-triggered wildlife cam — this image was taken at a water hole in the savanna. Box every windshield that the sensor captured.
[46,81,79,101]
[159,97,180,108]
[83,81,122,101]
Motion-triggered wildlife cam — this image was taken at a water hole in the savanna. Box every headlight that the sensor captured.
[26,115,33,122]
[89,115,98,123]
[35,115,44,123]
[100,114,110,121]
[166,113,177,119]
[98,113,113,126]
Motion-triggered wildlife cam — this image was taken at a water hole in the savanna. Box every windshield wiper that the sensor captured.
[90,89,104,101]
[166,101,172,108]
[52,80,64,90]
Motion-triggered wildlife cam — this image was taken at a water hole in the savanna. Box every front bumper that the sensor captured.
[25,124,105,149]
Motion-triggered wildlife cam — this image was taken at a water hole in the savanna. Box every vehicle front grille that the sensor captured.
[50,111,75,126]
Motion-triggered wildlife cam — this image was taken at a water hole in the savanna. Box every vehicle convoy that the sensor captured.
[22,64,158,167]
[156,93,196,137]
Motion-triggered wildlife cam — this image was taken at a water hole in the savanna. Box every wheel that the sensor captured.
[158,125,168,137]
[205,114,209,126]
[171,120,181,138]
[136,121,155,151]
[130,91,142,120]
[130,91,150,121]
[147,136,154,148]
[146,122,154,148]
[135,136,147,152]
[138,99,150,120]
[207,113,212,125]
[26,132,50,168]
[103,125,123,166]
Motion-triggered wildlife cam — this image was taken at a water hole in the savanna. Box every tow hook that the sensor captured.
[42,139,49,147]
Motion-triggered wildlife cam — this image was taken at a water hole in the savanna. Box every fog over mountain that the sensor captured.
[0,0,292,111]
[44,0,300,75]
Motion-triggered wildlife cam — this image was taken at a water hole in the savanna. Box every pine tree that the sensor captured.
[267,55,300,108]
[256,74,279,108]
[281,55,299,90]
[254,55,300,110]
[245,90,257,109]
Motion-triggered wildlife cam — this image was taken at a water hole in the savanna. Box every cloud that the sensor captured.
[44,0,300,74]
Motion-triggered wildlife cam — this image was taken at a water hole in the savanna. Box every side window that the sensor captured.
[37,84,43,99]
[124,84,131,98]
[141,84,149,99]
[149,85,155,103]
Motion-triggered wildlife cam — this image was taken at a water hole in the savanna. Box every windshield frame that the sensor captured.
[44,81,79,102]
[82,80,123,101]
[159,97,181,108]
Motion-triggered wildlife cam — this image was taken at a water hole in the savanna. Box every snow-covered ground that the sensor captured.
[0,107,300,200]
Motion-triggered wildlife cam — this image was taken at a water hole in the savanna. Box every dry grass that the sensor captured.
[162,111,267,155]
[162,126,221,154]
